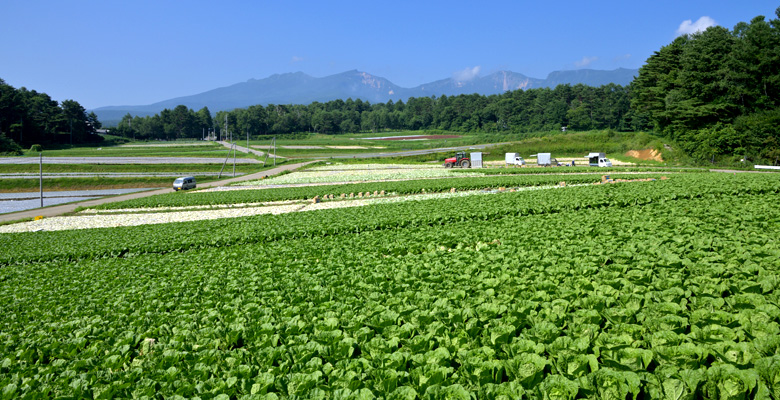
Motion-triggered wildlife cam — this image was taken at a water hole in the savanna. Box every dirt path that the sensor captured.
[0,161,316,223]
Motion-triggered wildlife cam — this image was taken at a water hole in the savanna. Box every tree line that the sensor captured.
[112,83,635,141]
[631,8,780,164]
[111,105,214,141]
[0,79,101,153]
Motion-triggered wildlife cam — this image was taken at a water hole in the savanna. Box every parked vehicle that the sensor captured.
[444,152,471,168]
[505,153,526,166]
[173,176,197,191]
[586,152,613,167]
[531,153,552,166]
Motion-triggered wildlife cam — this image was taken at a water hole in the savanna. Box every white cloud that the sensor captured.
[574,56,598,68]
[290,56,304,63]
[676,16,716,36]
[613,54,631,62]
[452,66,481,82]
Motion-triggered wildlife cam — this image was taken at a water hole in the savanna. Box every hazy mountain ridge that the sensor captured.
[94,68,638,123]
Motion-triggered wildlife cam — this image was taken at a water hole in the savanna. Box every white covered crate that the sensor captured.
[470,152,483,168]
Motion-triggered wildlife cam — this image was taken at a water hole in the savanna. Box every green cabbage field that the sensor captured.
[1,172,779,398]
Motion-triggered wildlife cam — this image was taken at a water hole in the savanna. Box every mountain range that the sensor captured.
[93,68,638,124]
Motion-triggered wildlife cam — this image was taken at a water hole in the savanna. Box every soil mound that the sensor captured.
[626,149,663,162]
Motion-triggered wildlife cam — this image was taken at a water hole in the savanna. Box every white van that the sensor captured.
[505,153,526,166]
[173,176,196,191]
[586,152,613,167]
[598,158,613,167]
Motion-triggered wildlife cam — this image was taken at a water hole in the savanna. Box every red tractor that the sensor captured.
[444,151,471,168]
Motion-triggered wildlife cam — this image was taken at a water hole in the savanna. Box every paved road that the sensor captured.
[0,161,316,222]
[0,156,260,164]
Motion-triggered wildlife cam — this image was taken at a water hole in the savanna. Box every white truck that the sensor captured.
[505,153,526,166]
[586,152,613,167]
[531,153,552,166]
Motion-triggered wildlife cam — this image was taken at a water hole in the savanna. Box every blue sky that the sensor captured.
[1,1,778,109]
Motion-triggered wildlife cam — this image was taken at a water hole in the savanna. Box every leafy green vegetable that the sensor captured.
[0,172,778,397]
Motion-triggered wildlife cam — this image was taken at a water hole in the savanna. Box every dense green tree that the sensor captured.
[196,107,213,138]
[0,79,98,147]
[0,132,22,155]
[630,8,780,163]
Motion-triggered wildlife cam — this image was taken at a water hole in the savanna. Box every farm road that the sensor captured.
[0,161,316,222]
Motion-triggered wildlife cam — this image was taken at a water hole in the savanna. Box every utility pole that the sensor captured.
[39,153,43,208]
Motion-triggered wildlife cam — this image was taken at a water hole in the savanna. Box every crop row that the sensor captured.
[0,186,778,397]
[454,167,708,175]
[3,173,779,266]
[93,173,670,211]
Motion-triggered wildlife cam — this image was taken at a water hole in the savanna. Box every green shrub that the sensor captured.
[0,133,22,155]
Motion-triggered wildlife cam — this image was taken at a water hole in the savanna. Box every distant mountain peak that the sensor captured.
[92,68,638,124]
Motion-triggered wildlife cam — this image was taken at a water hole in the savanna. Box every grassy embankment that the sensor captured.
[305,130,682,166]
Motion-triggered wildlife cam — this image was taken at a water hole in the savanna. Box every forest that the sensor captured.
[0,80,101,154]
[2,9,779,163]
[631,9,780,163]
[109,83,633,140]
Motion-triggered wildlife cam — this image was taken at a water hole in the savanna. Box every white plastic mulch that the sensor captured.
[240,167,480,186]
[0,185,567,233]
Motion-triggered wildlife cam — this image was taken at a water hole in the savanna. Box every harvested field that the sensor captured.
[626,148,663,161]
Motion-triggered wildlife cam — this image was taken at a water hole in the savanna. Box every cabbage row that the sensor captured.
[89,173,666,211]
[2,174,777,267]
[456,167,708,175]
[0,173,779,398]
